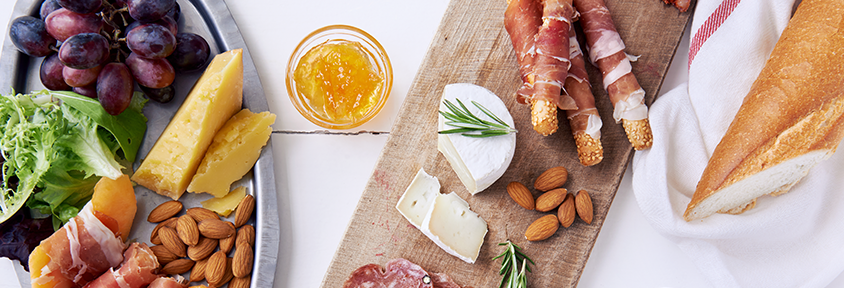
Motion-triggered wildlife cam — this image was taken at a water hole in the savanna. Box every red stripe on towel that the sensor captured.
[688,0,741,68]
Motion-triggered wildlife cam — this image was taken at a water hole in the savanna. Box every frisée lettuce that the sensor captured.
[0,90,147,228]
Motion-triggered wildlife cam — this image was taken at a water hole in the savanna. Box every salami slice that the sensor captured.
[342,258,434,288]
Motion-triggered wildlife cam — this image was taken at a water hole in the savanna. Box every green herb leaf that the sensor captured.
[495,240,533,288]
[438,98,516,138]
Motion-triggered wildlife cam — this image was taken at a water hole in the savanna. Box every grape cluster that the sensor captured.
[9,0,211,115]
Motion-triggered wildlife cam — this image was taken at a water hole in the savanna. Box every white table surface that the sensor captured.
[2,1,844,288]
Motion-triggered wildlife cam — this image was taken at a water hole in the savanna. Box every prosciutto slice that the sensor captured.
[530,0,577,135]
[564,27,604,166]
[504,0,542,104]
[574,0,653,150]
[31,203,126,287]
[146,276,188,288]
[342,258,434,288]
[83,242,160,288]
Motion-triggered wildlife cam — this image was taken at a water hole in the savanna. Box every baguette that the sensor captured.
[684,0,844,221]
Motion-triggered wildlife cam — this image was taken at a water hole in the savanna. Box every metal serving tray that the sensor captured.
[0,0,279,287]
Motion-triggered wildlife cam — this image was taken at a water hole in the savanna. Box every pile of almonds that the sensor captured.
[506,166,594,241]
[147,194,256,288]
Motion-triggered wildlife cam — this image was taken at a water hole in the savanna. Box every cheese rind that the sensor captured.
[187,109,276,197]
[420,192,488,264]
[395,168,441,228]
[437,83,516,194]
[132,49,244,200]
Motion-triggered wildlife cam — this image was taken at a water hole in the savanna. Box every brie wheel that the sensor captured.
[437,83,516,194]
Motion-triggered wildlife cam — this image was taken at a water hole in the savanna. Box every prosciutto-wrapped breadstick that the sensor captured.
[565,27,604,166]
[29,175,137,288]
[83,243,160,288]
[504,0,542,103]
[531,0,578,136]
[574,0,653,150]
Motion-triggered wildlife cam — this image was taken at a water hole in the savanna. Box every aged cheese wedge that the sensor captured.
[395,168,441,227]
[201,186,247,217]
[187,109,275,197]
[420,192,488,264]
[437,83,516,194]
[132,49,244,200]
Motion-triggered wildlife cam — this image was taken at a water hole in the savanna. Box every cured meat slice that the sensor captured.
[30,203,126,287]
[146,276,188,288]
[504,0,542,104]
[663,0,691,12]
[530,0,577,136]
[83,242,160,288]
[342,258,434,288]
[564,27,603,166]
[574,0,653,150]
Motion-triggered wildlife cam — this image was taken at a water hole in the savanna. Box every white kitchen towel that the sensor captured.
[630,0,844,287]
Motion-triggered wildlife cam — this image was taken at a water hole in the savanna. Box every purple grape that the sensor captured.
[126,15,176,35]
[56,0,102,14]
[125,52,175,89]
[63,65,102,87]
[140,84,175,103]
[73,83,98,98]
[59,33,110,69]
[40,53,71,91]
[166,2,180,23]
[127,0,176,22]
[126,23,175,59]
[40,0,62,19]
[97,63,134,115]
[9,16,56,57]
[45,8,104,42]
[167,33,210,72]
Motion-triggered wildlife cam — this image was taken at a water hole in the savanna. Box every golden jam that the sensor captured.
[293,40,384,125]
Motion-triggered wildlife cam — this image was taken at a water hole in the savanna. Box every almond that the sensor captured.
[236,225,255,248]
[148,200,183,223]
[177,214,200,246]
[209,257,234,287]
[525,214,559,241]
[557,193,576,228]
[229,277,251,288]
[506,182,535,210]
[535,188,567,212]
[206,250,227,285]
[534,166,568,192]
[188,237,218,261]
[190,258,208,282]
[150,244,178,265]
[160,258,194,275]
[234,194,255,228]
[150,217,178,245]
[159,226,187,257]
[187,207,220,222]
[575,190,594,224]
[232,243,253,278]
[198,219,236,239]
[219,222,237,254]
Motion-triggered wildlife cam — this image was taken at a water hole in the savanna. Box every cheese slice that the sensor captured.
[420,192,488,264]
[201,186,247,217]
[437,83,516,194]
[395,168,440,227]
[132,49,244,200]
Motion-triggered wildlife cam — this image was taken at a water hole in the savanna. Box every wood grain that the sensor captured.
[320,0,694,287]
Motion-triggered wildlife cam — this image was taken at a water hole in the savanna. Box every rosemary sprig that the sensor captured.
[493,241,534,288]
[439,98,517,138]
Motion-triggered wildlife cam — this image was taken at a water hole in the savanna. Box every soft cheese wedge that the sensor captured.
[437,83,516,194]
[395,168,441,227]
[187,109,275,197]
[421,192,488,264]
[396,168,488,264]
[133,49,244,200]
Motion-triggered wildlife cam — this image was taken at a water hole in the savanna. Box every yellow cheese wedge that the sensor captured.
[132,49,244,200]
[201,186,247,217]
[187,109,275,197]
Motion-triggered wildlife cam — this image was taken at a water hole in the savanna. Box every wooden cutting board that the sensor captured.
[320,0,693,287]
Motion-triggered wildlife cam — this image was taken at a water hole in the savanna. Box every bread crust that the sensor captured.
[685,0,844,221]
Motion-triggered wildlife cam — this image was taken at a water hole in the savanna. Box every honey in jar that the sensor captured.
[292,39,385,125]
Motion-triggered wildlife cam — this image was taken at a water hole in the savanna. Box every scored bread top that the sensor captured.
[685,0,844,221]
